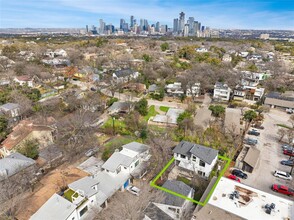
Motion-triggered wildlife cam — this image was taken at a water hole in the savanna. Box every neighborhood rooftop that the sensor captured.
[173,141,218,165]
[102,152,133,172]
[68,176,100,198]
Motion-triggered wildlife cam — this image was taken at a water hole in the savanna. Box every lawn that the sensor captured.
[64,189,79,202]
[159,106,170,112]
[144,105,158,121]
[104,136,138,148]
[101,117,131,135]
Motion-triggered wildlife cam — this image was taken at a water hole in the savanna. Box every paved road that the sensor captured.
[241,109,293,200]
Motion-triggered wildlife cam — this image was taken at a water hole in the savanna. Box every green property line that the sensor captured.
[150,154,231,206]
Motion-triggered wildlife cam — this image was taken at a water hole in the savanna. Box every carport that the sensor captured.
[242,147,260,173]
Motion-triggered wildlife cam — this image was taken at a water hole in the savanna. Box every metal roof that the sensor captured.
[102,152,133,172]
[68,176,100,198]
[122,142,149,153]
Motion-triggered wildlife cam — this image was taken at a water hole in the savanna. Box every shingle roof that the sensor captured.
[68,176,100,198]
[144,202,174,220]
[162,180,193,207]
[0,103,20,111]
[122,142,149,153]
[173,141,218,164]
[0,152,35,180]
[102,152,133,172]
[30,194,76,220]
[114,69,134,78]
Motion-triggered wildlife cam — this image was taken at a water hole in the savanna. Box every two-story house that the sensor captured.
[13,75,35,87]
[144,180,194,220]
[112,68,140,83]
[173,141,218,178]
[165,82,200,97]
[0,103,21,122]
[213,82,232,101]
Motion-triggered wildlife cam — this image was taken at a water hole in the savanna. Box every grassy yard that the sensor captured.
[64,189,79,202]
[144,105,158,121]
[101,117,131,135]
[159,106,170,112]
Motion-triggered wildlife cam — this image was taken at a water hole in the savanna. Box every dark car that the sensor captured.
[248,130,260,136]
[244,138,258,146]
[281,160,294,167]
[252,124,264,129]
[232,169,248,179]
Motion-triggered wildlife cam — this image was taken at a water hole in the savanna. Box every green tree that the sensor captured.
[209,105,225,117]
[107,97,119,107]
[178,45,196,60]
[243,110,258,131]
[160,42,169,51]
[0,116,8,140]
[135,98,148,116]
[17,139,39,159]
[177,111,192,124]
[2,45,19,59]
[247,64,258,72]
[25,88,41,102]
[142,54,152,62]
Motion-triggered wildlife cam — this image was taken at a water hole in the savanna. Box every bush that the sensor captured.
[135,98,148,116]
[160,42,169,51]
[17,139,39,159]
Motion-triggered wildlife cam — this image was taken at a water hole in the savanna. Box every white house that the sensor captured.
[196,48,208,53]
[31,142,151,220]
[112,69,140,83]
[222,54,232,62]
[13,75,34,87]
[0,103,20,119]
[165,82,200,97]
[186,83,201,97]
[213,82,232,101]
[144,180,194,220]
[173,141,218,178]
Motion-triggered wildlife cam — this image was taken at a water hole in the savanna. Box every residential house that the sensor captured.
[0,119,55,157]
[239,51,249,58]
[0,152,36,181]
[173,141,218,178]
[0,103,21,120]
[264,91,294,109]
[144,180,194,220]
[31,142,150,219]
[196,48,208,53]
[213,82,232,101]
[112,69,140,83]
[233,85,265,101]
[107,101,133,115]
[14,75,34,87]
[222,54,232,62]
[148,84,161,94]
[151,108,184,126]
[165,82,200,97]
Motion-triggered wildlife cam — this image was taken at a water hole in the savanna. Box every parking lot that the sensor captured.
[241,109,293,200]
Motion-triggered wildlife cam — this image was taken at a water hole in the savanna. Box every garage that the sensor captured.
[242,147,260,173]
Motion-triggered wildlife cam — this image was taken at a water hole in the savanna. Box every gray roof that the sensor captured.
[122,142,149,153]
[30,193,76,220]
[108,101,132,113]
[114,68,134,78]
[68,176,100,198]
[162,180,193,207]
[153,108,184,124]
[102,152,133,172]
[144,202,174,220]
[148,84,159,92]
[215,82,230,90]
[266,92,294,102]
[173,141,218,165]
[0,103,20,111]
[0,152,35,180]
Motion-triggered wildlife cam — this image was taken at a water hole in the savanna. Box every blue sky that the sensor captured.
[0,0,294,29]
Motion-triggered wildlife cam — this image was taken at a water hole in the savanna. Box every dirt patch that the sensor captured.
[16,164,88,220]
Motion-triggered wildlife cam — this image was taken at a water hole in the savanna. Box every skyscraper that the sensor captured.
[86,25,88,33]
[130,16,134,28]
[99,19,105,34]
[188,17,194,34]
[173,18,178,33]
[120,19,125,30]
[155,22,160,32]
[179,12,185,33]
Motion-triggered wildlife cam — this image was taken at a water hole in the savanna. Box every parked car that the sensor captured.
[273,170,292,180]
[283,149,294,157]
[232,169,248,179]
[244,138,258,145]
[272,184,294,196]
[126,185,140,196]
[281,159,294,167]
[286,108,293,114]
[252,124,264,129]
[248,130,260,136]
[282,144,293,151]
[227,174,241,183]
[85,147,99,157]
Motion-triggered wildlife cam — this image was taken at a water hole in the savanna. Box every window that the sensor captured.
[198,171,203,176]
[180,154,186,159]
[79,206,88,217]
[192,155,197,162]
[168,207,177,212]
[199,160,205,167]
[135,160,139,167]
[116,166,121,173]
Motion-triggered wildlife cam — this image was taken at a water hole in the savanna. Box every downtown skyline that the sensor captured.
[1,0,294,30]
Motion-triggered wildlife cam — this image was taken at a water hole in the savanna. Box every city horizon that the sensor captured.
[1,0,294,30]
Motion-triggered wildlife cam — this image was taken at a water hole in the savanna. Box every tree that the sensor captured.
[0,116,8,141]
[135,98,148,116]
[209,105,225,117]
[243,110,257,131]
[17,139,39,159]
[1,45,19,59]
[160,42,169,51]
[142,54,152,62]
[107,97,118,107]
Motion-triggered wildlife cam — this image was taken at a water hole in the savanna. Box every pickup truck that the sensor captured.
[286,108,293,114]
[272,184,294,196]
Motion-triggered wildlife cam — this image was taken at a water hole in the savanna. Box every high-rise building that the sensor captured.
[155,22,160,32]
[99,19,105,34]
[140,19,144,31]
[130,16,134,28]
[173,18,178,33]
[160,25,168,34]
[179,12,185,33]
[188,17,194,34]
[120,19,125,30]
[144,19,149,31]
[86,25,88,33]
[184,24,189,37]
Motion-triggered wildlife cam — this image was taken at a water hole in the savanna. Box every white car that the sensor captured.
[126,185,140,196]
[274,170,292,180]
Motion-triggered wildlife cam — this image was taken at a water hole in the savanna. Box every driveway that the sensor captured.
[241,109,293,200]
